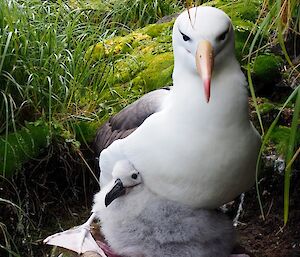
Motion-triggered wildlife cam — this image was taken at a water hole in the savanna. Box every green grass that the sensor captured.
[0,0,102,129]
[88,0,181,28]
[284,85,300,224]
[0,0,182,137]
[243,0,300,224]
[0,0,113,179]
[253,84,299,220]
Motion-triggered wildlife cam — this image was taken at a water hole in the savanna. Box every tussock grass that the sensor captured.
[0,0,106,132]
[254,84,299,220]
[284,85,300,224]
[0,0,182,137]
[0,0,120,180]
[243,0,300,224]
[88,0,181,28]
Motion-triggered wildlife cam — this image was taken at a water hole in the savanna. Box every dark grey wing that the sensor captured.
[93,87,171,156]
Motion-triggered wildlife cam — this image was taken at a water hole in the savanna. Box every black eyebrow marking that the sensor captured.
[179,29,191,41]
[217,27,230,41]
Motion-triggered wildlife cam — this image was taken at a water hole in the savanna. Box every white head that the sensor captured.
[172,6,235,102]
[93,160,142,209]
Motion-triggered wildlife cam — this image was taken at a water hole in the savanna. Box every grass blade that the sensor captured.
[0,31,12,74]
[1,92,9,176]
[255,85,300,220]
[247,63,264,135]
[284,85,300,224]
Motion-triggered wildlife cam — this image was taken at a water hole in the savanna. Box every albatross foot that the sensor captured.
[43,213,107,256]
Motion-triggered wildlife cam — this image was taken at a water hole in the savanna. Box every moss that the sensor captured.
[0,119,102,177]
[253,54,284,81]
[110,56,147,85]
[0,121,50,177]
[86,32,152,60]
[207,0,259,26]
[73,121,101,145]
[86,22,173,62]
[85,42,106,60]
[224,1,260,22]
[208,0,261,22]
[130,52,174,91]
[140,22,173,38]
[85,0,109,10]
[235,30,251,62]
[84,20,175,111]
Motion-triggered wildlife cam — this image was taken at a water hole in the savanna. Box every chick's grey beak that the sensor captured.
[105,178,126,207]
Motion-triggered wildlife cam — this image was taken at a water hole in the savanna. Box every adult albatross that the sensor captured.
[44,6,260,256]
[95,6,261,208]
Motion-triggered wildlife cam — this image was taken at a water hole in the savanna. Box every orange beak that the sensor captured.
[195,41,214,103]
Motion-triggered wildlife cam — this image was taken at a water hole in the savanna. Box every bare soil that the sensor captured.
[237,169,300,257]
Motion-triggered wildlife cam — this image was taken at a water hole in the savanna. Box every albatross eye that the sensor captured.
[217,28,229,41]
[131,173,138,180]
[180,31,190,41]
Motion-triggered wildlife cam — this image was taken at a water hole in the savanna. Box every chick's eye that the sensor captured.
[180,32,190,41]
[131,173,138,180]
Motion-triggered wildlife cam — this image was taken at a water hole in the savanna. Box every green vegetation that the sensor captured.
[240,0,300,223]
[87,0,181,28]
[252,54,283,83]
[86,21,174,92]
[2,0,295,177]
[0,121,50,177]
[0,0,299,255]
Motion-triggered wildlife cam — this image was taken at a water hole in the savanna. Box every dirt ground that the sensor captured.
[236,169,300,257]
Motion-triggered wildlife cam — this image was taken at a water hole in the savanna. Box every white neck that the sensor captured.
[168,56,249,128]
